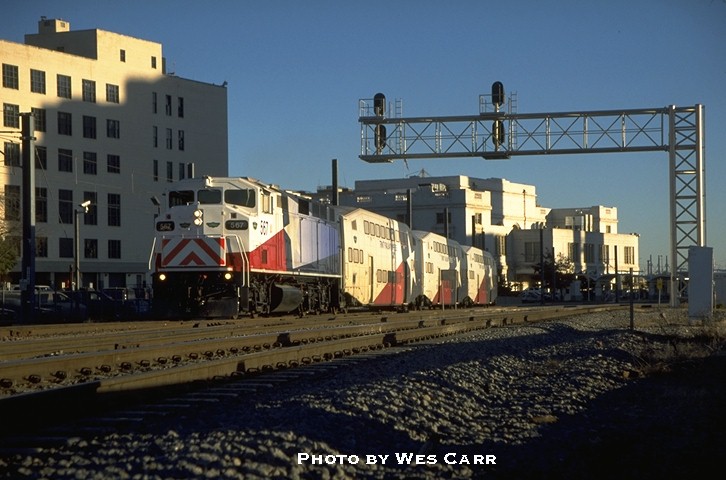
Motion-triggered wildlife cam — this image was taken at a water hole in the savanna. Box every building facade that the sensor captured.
[1,18,228,289]
[334,174,639,292]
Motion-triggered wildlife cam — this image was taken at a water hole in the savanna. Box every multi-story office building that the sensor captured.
[335,174,639,291]
[1,18,228,289]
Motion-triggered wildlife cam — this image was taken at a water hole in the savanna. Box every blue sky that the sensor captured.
[5,0,726,270]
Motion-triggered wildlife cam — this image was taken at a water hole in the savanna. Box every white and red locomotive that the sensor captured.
[149,176,497,318]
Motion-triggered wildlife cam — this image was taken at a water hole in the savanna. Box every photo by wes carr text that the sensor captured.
[297,453,497,465]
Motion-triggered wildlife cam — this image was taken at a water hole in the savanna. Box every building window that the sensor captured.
[165,128,172,149]
[57,111,72,135]
[2,64,19,89]
[179,162,186,180]
[436,211,451,224]
[3,142,20,166]
[496,235,507,256]
[59,237,73,258]
[30,69,46,94]
[35,146,47,169]
[152,126,158,147]
[178,130,185,151]
[120,49,126,62]
[584,243,595,263]
[178,97,184,117]
[3,185,20,221]
[106,119,120,138]
[84,238,98,259]
[106,84,119,103]
[599,244,610,263]
[165,95,172,115]
[31,108,46,132]
[568,242,581,263]
[35,237,48,258]
[83,192,97,225]
[524,241,540,263]
[108,193,121,226]
[153,159,159,181]
[57,74,71,98]
[58,148,73,172]
[59,189,73,224]
[36,187,47,222]
[108,239,121,259]
[82,79,96,102]
[624,246,635,265]
[166,161,173,182]
[82,115,97,139]
[3,103,19,128]
[107,154,120,173]
[151,56,157,69]
[152,92,157,114]
[83,152,97,175]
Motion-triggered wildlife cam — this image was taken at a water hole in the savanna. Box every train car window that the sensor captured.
[198,189,222,204]
[261,191,273,213]
[225,189,256,207]
[169,190,195,206]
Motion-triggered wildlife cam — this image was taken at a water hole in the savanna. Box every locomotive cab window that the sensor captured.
[198,189,221,204]
[225,189,256,208]
[169,190,194,207]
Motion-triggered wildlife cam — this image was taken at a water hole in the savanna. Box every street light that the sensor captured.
[74,200,91,290]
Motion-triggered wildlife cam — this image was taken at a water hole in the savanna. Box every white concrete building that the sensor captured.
[1,18,228,289]
[335,174,639,291]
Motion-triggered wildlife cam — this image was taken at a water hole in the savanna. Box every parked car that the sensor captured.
[519,289,542,303]
[1,290,87,323]
[102,287,151,319]
[65,289,120,322]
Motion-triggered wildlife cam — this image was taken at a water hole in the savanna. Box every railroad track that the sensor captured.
[0,304,623,435]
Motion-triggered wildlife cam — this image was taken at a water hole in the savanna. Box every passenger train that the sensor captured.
[149,176,497,318]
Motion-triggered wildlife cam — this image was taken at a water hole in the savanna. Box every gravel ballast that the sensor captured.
[1,307,724,479]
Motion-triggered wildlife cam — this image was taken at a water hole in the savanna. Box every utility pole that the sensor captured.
[20,113,36,323]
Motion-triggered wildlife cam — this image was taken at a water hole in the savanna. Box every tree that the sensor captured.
[533,251,575,294]
[0,192,21,280]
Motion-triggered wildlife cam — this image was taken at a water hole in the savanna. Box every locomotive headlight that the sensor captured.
[193,209,204,225]
[224,272,233,281]
[158,273,167,281]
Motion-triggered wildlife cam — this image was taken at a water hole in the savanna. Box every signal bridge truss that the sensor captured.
[358,95,705,307]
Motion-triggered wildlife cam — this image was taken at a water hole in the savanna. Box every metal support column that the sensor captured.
[668,104,706,307]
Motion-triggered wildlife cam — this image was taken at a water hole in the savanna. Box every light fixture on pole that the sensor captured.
[74,200,91,290]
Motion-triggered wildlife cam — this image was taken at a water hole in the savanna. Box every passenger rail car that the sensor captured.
[411,230,461,308]
[460,246,497,306]
[339,208,415,310]
[150,176,497,318]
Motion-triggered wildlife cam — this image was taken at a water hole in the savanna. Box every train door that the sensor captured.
[368,255,374,304]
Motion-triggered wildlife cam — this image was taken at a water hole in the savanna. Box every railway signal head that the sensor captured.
[375,124,387,154]
[374,93,386,117]
[492,81,504,108]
